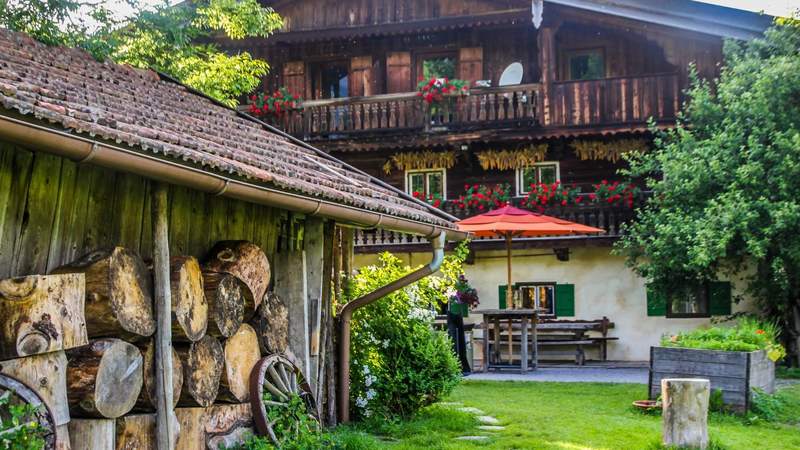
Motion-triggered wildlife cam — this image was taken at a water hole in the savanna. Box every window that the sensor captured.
[666,284,709,318]
[517,162,560,195]
[565,49,605,81]
[310,61,349,99]
[419,55,456,80]
[518,283,556,315]
[406,169,446,199]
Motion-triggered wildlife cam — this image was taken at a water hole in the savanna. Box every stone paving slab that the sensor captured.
[455,436,490,441]
[457,407,485,415]
[477,416,501,425]
[478,425,505,431]
[465,367,648,384]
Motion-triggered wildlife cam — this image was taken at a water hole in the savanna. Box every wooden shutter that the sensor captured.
[350,56,373,97]
[458,47,483,84]
[554,284,575,317]
[709,281,732,316]
[386,51,412,93]
[498,285,507,310]
[282,62,305,97]
[646,284,667,316]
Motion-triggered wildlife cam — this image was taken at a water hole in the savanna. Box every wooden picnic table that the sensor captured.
[474,309,539,373]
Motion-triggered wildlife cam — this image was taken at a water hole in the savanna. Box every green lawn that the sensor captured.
[335,381,800,450]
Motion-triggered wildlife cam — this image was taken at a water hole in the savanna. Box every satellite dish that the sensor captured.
[498,62,524,86]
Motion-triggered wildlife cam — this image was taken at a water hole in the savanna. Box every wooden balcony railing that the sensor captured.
[354,201,638,251]
[261,73,682,138]
[548,72,680,127]
[270,84,541,138]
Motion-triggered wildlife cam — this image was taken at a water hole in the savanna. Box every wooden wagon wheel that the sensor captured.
[249,354,318,445]
[0,373,56,449]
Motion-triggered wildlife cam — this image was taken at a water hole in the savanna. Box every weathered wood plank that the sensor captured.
[13,152,62,276]
[652,347,748,365]
[0,148,34,279]
[45,158,78,272]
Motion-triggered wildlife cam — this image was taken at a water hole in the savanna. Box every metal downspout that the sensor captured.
[337,232,446,423]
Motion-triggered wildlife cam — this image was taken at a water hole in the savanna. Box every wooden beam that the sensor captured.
[304,217,325,390]
[152,183,175,450]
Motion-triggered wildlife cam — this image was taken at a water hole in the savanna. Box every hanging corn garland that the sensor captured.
[476,144,549,171]
[383,150,457,174]
[570,139,649,163]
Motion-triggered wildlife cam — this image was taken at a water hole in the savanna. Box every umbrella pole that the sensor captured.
[506,233,513,309]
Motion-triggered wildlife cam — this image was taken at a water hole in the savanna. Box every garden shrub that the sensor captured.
[661,317,786,361]
[0,390,45,450]
[346,251,464,420]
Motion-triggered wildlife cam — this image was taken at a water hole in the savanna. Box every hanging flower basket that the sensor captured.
[248,87,302,118]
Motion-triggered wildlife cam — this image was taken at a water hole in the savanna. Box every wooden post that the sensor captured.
[152,183,175,450]
[305,217,325,390]
[661,378,709,449]
[505,234,513,309]
[520,315,529,373]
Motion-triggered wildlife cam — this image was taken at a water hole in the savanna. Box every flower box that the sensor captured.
[648,346,775,413]
[448,302,470,318]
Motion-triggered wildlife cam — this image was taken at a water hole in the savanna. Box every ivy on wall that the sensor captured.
[475,144,549,171]
[382,151,458,174]
[570,138,649,163]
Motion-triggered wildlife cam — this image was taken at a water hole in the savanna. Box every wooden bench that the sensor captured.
[472,317,617,368]
[536,317,617,365]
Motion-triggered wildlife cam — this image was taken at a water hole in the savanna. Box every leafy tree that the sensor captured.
[616,21,800,365]
[0,0,282,106]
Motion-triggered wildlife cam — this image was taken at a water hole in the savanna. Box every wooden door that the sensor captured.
[386,51,412,93]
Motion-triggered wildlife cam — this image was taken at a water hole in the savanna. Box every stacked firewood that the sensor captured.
[0,241,286,450]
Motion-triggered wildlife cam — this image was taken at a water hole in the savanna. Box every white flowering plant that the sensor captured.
[346,251,463,420]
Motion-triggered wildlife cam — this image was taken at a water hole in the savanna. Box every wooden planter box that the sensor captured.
[649,346,775,412]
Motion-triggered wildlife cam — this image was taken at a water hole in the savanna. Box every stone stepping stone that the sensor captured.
[455,436,490,441]
[438,402,463,407]
[477,415,500,425]
[478,425,505,431]
[457,407,485,415]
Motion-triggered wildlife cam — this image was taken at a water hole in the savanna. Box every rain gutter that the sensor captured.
[0,114,467,241]
[337,232,446,423]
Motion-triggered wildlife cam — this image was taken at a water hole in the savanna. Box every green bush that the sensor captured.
[660,317,786,361]
[346,251,463,421]
[0,391,45,450]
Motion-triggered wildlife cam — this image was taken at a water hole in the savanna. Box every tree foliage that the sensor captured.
[0,0,282,106]
[616,21,800,364]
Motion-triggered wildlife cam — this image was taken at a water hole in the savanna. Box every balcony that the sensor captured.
[263,73,680,142]
[272,83,541,140]
[354,200,638,253]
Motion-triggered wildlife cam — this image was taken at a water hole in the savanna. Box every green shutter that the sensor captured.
[554,284,575,317]
[646,284,667,316]
[498,285,507,309]
[709,281,732,316]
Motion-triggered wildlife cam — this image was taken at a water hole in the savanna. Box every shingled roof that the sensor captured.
[0,28,455,229]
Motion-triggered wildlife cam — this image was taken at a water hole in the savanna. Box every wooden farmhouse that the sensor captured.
[0,28,463,448]
[217,0,774,364]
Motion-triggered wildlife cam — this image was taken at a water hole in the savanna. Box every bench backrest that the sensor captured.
[537,317,614,336]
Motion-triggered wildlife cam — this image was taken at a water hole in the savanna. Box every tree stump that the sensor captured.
[662,378,710,449]
[218,324,261,403]
[175,335,224,407]
[134,340,183,411]
[115,414,156,450]
[0,274,88,360]
[202,272,245,338]
[170,256,208,342]
[52,247,155,339]
[0,350,70,427]
[68,419,115,450]
[250,292,289,355]
[205,241,270,319]
[66,339,144,418]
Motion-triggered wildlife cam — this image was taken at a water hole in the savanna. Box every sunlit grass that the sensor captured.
[330,381,800,450]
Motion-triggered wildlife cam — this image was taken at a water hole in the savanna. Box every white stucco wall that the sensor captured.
[354,246,755,362]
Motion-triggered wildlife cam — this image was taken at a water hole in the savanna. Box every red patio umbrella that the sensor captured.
[456,205,604,308]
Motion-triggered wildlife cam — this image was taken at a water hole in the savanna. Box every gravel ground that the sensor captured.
[465,367,649,384]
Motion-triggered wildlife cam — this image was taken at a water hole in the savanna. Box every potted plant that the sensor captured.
[454,183,512,212]
[448,275,479,317]
[650,318,785,412]
[248,87,302,119]
[417,77,469,123]
[519,181,583,211]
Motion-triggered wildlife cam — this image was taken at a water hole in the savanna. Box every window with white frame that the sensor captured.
[406,169,446,199]
[517,162,560,195]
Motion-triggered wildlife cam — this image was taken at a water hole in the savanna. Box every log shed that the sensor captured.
[0,27,464,448]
